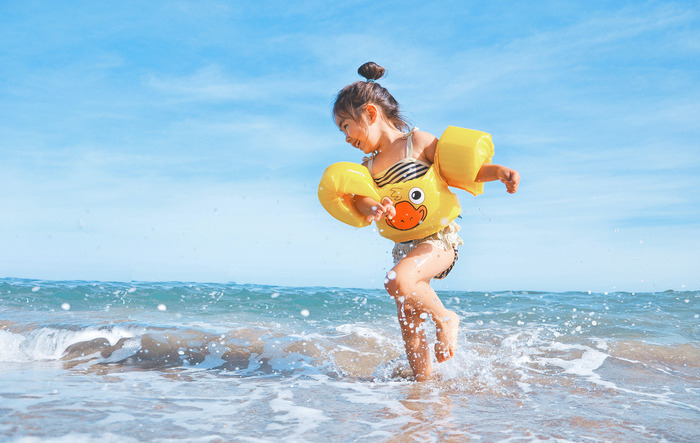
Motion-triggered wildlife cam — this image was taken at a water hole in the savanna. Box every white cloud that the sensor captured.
[144,65,265,102]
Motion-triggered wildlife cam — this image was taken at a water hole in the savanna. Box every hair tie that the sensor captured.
[367,79,376,83]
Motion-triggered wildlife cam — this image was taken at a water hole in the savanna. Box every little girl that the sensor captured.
[332,62,520,381]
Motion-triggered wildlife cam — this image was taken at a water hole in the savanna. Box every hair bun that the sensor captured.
[358,62,385,81]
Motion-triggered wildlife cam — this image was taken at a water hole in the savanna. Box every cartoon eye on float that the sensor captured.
[408,187,425,205]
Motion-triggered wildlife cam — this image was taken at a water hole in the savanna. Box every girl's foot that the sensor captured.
[434,311,459,363]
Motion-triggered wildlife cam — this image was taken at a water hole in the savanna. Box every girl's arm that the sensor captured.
[416,131,519,193]
[354,160,396,222]
[476,164,520,194]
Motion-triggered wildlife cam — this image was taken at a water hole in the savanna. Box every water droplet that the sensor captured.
[61,303,70,311]
[271,292,279,298]
[300,309,310,317]
[158,304,167,311]
[386,270,397,280]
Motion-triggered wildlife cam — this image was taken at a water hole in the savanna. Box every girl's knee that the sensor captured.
[386,269,432,323]
[384,269,417,301]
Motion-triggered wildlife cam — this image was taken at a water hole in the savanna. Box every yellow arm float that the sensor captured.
[434,126,494,196]
[317,162,381,228]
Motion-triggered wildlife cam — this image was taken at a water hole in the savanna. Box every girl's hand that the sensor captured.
[498,168,520,194]
[355,196,396,223]
[364,197,396,223]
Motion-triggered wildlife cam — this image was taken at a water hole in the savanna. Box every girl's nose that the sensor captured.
[345,135,352,144]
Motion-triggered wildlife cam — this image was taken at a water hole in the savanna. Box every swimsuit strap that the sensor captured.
[404,127,419,157]
[366,155,375,173]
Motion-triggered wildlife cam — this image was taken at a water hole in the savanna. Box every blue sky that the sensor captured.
[1,0,699,292]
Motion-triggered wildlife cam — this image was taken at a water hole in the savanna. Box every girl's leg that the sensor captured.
[386,243,460,379]
[395,300,432,381]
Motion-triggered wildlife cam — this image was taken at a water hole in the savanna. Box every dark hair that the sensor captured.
[333,62,410,132]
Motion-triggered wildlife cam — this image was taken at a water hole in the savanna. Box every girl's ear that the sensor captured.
[365,104,378,124]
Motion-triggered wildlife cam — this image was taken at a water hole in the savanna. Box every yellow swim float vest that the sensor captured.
[318,126,494,243]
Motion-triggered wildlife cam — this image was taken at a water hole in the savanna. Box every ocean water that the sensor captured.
[0,278,698,442]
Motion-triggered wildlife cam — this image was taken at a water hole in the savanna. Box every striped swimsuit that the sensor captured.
[367,129,460,279]
[367,130,431,188]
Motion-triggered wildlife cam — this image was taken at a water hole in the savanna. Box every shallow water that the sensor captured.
[1,279,698,442]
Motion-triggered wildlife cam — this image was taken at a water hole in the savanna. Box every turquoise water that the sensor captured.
[1,278,698,442]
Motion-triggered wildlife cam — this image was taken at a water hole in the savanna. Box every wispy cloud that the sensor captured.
[142,65,312,103]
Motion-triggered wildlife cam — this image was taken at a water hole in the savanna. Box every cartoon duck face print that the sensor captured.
[385,187,427,231]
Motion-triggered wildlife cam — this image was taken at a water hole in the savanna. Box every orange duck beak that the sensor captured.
[386,201,427,231]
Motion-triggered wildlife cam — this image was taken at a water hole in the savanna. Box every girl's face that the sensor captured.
[335,107,378,154]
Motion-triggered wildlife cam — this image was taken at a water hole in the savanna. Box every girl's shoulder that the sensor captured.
[411,129,438,145]
[411,130,439,162]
